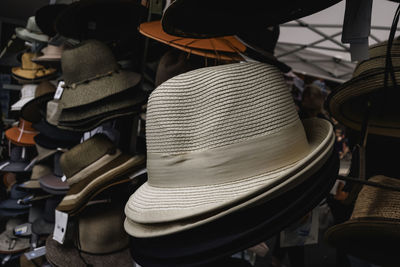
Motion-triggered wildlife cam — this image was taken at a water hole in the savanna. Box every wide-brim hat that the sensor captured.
[54,0,145,41]
[39,175,69,195]
[128,152,339,266]
[161,0,341,38]
[5,119,38,146]
[34,134,80,150]
[325,175,400,266]
[35,4,69,37]
[139,20,245,61]
[125,62,335,225]
[328,39,400,137]
[33,120,83,144]
[0,160,31,173]
[0,219,30,254]
[20,164,53,189]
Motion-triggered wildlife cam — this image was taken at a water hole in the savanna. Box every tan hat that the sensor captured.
[125,62,334,228]
[328,39,400,137]
[11,53,57,83]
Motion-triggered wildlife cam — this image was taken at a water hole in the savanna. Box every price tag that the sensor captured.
[61,175,67,182]
[53,210,68,244]
[24,246,46,260]
[54,81,65,100]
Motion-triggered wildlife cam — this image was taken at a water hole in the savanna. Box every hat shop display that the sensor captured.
[2,0,400,266]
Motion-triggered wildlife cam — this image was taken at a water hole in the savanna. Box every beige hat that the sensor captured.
[125,62,334,227]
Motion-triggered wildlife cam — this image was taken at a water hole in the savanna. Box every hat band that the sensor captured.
[147,120,310,187]
[65,70,118,89]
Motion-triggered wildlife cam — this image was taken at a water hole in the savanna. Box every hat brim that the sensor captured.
[0,230,30,254]
[21,93,54,123]
[15,28,49,43]
[0,199,31,210]
[128,151,339,266]
[11,97,35,111]
[19,179,41,189]
[34,134,80,150]
[5,126,37,146]
[161,0,341,38]
[11,72,58,84]
[328,68,400,137]
[0,160,31,173]
[39,174,69,195]
[33,120,82,142]
[126,118,334,225]
[324,219,400,266]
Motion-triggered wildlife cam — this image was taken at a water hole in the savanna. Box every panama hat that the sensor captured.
[5,119,38,146]
[328,39,400,137]
[325,175,400,266]
[10,84,37,111]
[56,134,145,215]
[46,201,133,267]
[161,0,341,38]
[35,4,69,37]
[11,53,57,83]
[126,151,339,266]
[21,81,56,123]
[125,62,334,225]
[54,0,145,41]
[15,16,49,43]
[58,40,141,109]
[0,218,30,254]
[139,20,245,61]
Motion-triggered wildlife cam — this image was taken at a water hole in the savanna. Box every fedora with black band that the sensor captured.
[15,16,49,43]
[161,0,341,38]
[56,134,145,215]
[127,152,339,266]
[125,62,334,226]
[328,38,400,137]
[46,201,134,267]
[325,175,400,266]
[12,53,57,84]
[54,0,145,41]
[58,40,141,109]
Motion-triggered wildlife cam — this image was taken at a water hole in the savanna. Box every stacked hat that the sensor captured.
[39,152,69,195]
[50,40,145,132]
[11,53,57,83]
[10,84,37,111]
[56,134,145,215]
[15,16,49,43]
[0,184,31,217]
[0,218,30,254]
[139,20,245,62]
[0,145,35,173]
[124,62,336,265]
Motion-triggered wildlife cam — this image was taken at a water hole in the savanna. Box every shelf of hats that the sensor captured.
[0,0,399,266]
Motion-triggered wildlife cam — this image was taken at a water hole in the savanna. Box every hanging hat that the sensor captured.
[56,134,145,215]
[35,4,69,37]
[161,0,341,38]
[0,218,30,254]
[328,39,400,137]
[11,53,57,83]
[125,62,334,227]
[10,84,37,111]
[0,146,35,173]
[54,0,145,41]
[20,164,53,190]
[39,152,69,195]
[139,20,245,61]
[46,201,133,267]
[128,152,338,266]
[58,40,141,109]
[32,45,64,63]
[5,119,38,146]
[20,81,56,123]
[325,175,400,266]
[15,16,49,43]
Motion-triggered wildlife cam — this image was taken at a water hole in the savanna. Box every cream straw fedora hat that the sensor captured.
[125,62,334,224]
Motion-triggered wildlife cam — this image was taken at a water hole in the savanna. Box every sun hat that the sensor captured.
[15,16,49,43]
[46,201,134,267]
[0,145,35,173]
[161,0,341,38]
[139,20,245,61]
[58,39,141,109]
[5,119,38,146]
[11,53,57,83]
[10,84,37,111]
[20,164,52,190]
[0,218,30,254]
[54,0,145,41]
[20,81,56,123]
[35,4,69,37]
[328,38,400,137]
[56,134,145,215]
[39,152,69,195]
[128,152,339,266]
[32,45,64,63]
[125,62,334,225]
[325,175,400,266]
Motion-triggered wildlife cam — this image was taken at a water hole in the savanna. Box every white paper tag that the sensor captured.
[53,210,68,244]
[54,81,65,100]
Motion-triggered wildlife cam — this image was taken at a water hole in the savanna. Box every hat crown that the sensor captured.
[21,53,43,71]
[26,16,42,33]
[61,40,119,85]
[42,45,63,56]
[147,62,299,154]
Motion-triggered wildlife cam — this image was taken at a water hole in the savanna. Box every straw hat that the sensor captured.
[325,175,400,266]
[328,39,400,137]
[15,16,49,43]
[125,62,334,226]
[58,40,141,109]
[10,84,37,111]
[161,0,341,38]
[5,119,38,146]
[139,20,245,61]
[11,53,57,83]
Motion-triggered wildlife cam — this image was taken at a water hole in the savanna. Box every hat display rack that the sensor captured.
[0,0,399,266]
